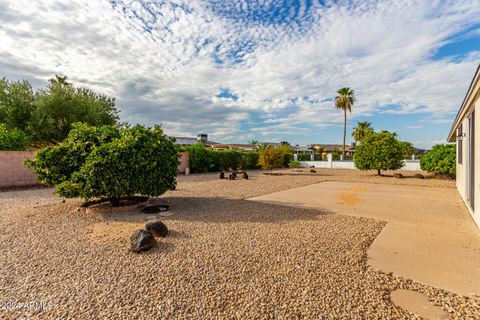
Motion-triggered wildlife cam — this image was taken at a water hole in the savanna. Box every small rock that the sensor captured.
[145,220,169,237]
[310,169,316,173]
[130,229,156,253]
[413,173,424,179]
[394,173,404,179]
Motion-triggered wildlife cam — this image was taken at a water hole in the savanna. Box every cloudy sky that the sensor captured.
[1,0,480,147]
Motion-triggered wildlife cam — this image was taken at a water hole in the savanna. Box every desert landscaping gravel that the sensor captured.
[1,169,478,319]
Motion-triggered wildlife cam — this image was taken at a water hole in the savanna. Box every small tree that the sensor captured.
[0,77,35,132]
[28,75,119,143]
[354,131,403,175]
[26,123,178,206]
[0,124,29,150]
[420,144,455,178]
[258,146,285,174]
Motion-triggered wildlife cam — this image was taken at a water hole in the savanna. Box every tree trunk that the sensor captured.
[377,169,381,176]
[343,108,347,157]
[110,197,121,207]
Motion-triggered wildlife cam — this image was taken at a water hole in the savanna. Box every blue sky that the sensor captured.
[1,0,480,148]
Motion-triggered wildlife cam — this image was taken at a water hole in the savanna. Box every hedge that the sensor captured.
[185,144,260,173]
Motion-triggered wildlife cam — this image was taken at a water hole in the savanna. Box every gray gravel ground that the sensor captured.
[0,170,477,319]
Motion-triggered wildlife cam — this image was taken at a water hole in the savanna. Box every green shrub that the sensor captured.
[354,131,403,175]
[283,152,294,167]
[186,144,211,173]
[297,153,311,161]
[239,152,259,170]
[0,124,29,150]
[26,123,178,205]
[331,150,341,161]
[420,144,455,178]
[288,160,301,168]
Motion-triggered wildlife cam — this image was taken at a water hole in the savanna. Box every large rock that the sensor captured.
[130,229,156,253]
[145,220,169,237]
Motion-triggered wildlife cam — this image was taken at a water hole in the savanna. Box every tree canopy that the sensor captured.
[352,121,373,143]
[26,123,178,206]
[353,131,404,175]
[0,75,119,146]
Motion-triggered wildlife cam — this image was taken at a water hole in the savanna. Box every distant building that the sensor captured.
[309,143,355,156]
[211,144,255,151]
[172,134,220,148]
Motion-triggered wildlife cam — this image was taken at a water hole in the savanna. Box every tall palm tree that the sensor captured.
[352,121,373,143]
[249,140,258,150]
[335,87,355,156]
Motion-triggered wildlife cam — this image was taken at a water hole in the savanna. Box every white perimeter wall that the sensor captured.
[300,160,421,171]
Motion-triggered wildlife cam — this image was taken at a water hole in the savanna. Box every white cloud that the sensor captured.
[0,0,479,144]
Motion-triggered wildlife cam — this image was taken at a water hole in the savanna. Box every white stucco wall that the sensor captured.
[474,99,480,228]
[300,160,421,171]
[455,100,480,229]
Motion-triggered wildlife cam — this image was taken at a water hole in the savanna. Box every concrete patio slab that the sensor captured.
[391,289,449,320]
[249,181,480,297]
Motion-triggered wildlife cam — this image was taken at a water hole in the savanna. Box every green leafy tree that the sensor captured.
[354,131,403,175]
[28,75,119,143]
[186,143,211,173]
[352,121,373,143]
[399,141,415,159]
[258,146,285,174]
[335,87,355,156]
[420,144,455,178]
[0,77,35,131]
[0,123,29,150]
[26,123,178,206]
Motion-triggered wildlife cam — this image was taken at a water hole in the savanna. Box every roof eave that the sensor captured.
[447,63,480,142]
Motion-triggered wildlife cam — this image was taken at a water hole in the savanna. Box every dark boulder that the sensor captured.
[130,229,156,253]
[145,220,169,237]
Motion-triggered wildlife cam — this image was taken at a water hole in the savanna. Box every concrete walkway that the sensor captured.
[249,181,480,297]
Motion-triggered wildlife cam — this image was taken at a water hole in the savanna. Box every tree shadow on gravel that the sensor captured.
[97,196,332,224]
[132,196,333,224]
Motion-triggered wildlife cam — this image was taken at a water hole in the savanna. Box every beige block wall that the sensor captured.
[0,151,41,189]
[1,151,191,190]
[178,152,189,174]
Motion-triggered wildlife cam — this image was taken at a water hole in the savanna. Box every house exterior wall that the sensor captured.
[456,117,467,203]
[455,99,480,229]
